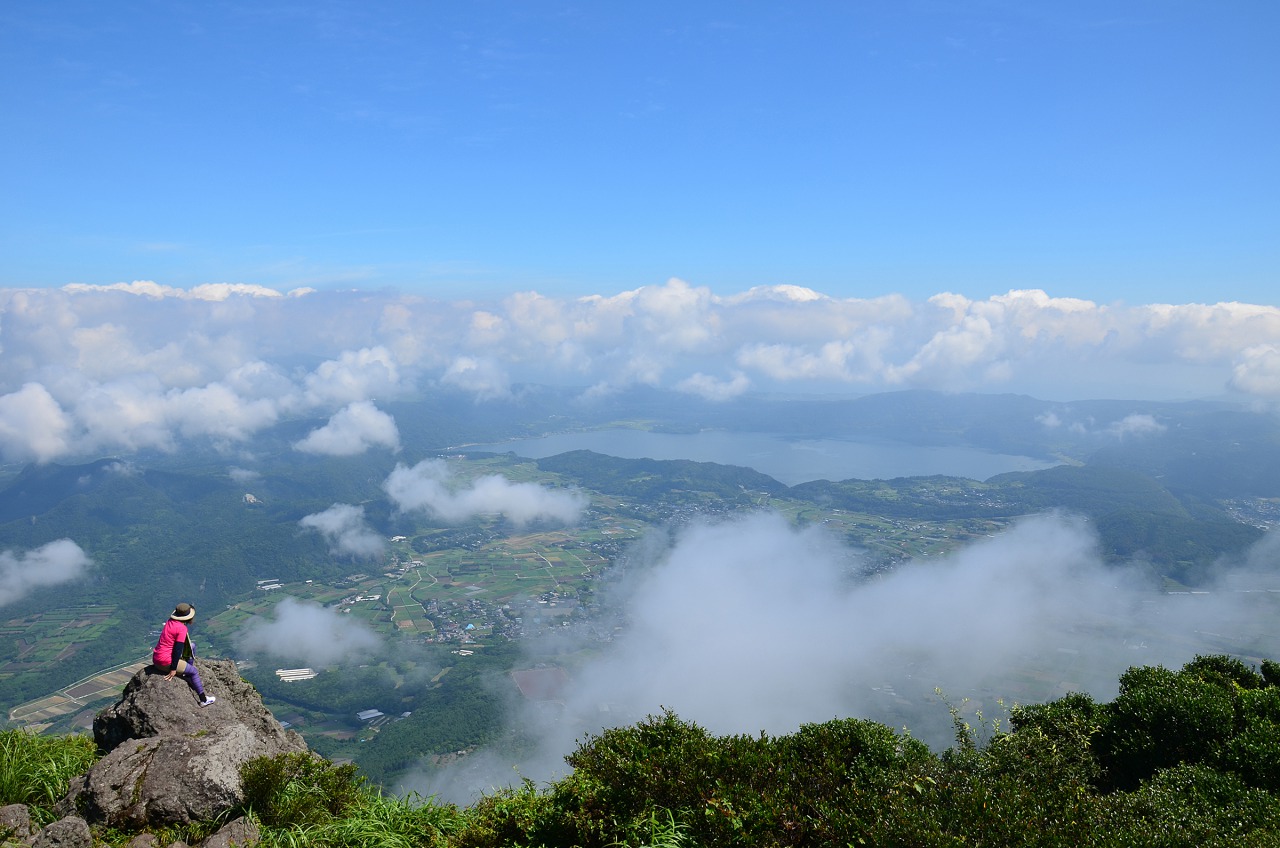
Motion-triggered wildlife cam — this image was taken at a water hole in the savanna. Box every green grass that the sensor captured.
[256,793,462,848]
[0,729,98,824]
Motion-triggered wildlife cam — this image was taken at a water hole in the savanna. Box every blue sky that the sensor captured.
[3,1,1277,303]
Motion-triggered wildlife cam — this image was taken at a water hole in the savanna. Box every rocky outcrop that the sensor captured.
[57,659,306,829]
[92,660,298,755]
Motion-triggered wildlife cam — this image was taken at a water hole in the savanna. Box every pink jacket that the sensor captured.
[152,619,190,667]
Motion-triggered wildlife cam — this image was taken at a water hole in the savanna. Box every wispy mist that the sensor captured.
[0,539,93,607]
[235,597,383,667]
[403,510,1280,803]
[298,504,386,560]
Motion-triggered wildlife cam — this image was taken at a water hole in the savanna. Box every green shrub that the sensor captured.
[1098,664,1237,790]
[0,730,97,825]
[989,692,1104,787]
[561,710,724,834]
[1221,720,1280,792]
[553,710,936,847]
[1114,764,1280,847]
[1261,659,1280,688]
[239,752,365,828]
[1240,686,1280,725]
[1182,654,1265,690]
[454,778,579,848]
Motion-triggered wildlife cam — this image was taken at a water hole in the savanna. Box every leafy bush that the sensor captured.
[548,710,934,847]
[1183,653,1266,690]
[240,752,365,828]
[1240,686,1280,725]
[1114,764,1280,847]
[0,729,97,824]
[1098,664,1238,789]
[988,692,1104,787]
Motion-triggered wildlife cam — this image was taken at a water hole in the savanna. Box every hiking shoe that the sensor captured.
[199,695,216,707]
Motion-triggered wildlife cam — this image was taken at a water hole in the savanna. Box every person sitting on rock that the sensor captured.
[152,603,216,707]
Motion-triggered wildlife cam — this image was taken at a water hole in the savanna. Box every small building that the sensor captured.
[275,668,317,682]
[356,709,384,722]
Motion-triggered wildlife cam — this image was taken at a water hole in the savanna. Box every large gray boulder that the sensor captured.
[58,659,306,827]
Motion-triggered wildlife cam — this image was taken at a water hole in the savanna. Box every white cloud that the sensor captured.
[168,383,281,442]
[0,384,73,462]
[1231,345,1280,398]
[303,346,403,407]
[384,459,588,526]
[1037,409,1166,439]
[61,281,296,301]
[234,597,382,667]
[1036,411,1062,429]
[675,370,750,401]
[441,356,512,400]
[1107,413,1166,438]
[0,539,92,606]
[298,503,386,559]
[294,401,400,456]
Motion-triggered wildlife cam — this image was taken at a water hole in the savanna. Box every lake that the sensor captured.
[466,428,1057,486]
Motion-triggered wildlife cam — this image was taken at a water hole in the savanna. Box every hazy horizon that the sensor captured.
[1,282,1277,470]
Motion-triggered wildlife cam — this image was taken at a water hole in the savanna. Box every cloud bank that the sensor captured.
[384,460,588,526]
[234,597,382,667]
[405,510,1280,802]
[2,281,1279,462]
[0,539,93,606]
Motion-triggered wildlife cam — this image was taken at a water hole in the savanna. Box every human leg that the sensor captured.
[182,663,216,706]
[181,663,205,697]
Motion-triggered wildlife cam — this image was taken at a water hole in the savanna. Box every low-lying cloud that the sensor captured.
[294,401,401,456]
[384,459,588,526]
[403,510,1280,803]
[0,539,93,606]
[1038,410,1168,438]
[234,597,382,667]
[2,281,1280,464]
[299,504,385,559]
